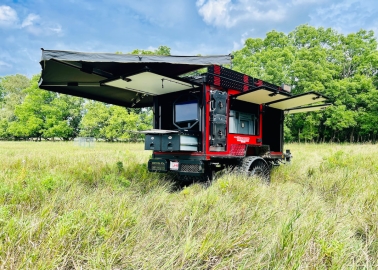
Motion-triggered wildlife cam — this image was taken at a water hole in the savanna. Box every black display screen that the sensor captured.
[175,100,198,123]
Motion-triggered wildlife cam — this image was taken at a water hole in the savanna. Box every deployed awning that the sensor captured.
[266,92,328,110]
[284,103,332,114]
[102,71,197,96]
[232,88,291,104]
[39,49,231,107]
[231,88,330,113]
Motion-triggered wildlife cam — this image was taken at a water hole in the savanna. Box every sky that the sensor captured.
[0,0,377,77]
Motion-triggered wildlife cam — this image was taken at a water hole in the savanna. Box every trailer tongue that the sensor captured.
[39,49,331,182]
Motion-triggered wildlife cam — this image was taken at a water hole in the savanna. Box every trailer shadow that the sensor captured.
[165,170,228,192]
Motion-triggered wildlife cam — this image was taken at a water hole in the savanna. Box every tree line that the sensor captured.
[0,75,153,141]
[233,25,378,142]
[0,46,172,141]
[1,26,378,142]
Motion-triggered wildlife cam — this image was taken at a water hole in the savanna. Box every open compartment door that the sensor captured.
[266,91,328,110]
[284,103,332,114]
[102,71,196,96]
[232,88,291,104]
[38,49,231,107]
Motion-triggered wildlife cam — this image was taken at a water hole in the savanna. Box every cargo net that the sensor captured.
[180,164,201,173]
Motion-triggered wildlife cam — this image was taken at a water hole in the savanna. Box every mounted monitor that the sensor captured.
[175,100,198,123]
[173,97,199,129]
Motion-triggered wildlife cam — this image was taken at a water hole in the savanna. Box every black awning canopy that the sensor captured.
[39,49,231,107]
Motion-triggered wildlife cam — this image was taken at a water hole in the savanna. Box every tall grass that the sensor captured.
[1,142,378,269]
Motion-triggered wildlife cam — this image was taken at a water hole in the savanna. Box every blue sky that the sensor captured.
[1,0,377,77]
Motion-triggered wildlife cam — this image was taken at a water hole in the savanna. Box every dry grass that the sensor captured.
[1,142,378,269]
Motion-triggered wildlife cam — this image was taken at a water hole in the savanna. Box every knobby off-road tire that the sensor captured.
[234,156,271,184]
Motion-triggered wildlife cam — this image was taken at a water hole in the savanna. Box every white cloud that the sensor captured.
[0,60,11,67]
[196,0,286,28]
[196,0,234,27]
[21,13,40,28]
[21,13,62,36]
[146,46,158,51]
[109,0,194,28]
[47,24,62,34]
[233,30,253,51]
[0,5,18,28]
[0,60,12,73]
[291,0,323,5]
[309,0,378,33]
[0,6,62,36]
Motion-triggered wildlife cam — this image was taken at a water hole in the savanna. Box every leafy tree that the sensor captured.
[43,94,84,140]
[0,74,30,138]
[233,25,378,142]
[8,75,84,140]
[79,101,109,139]
[0,74,30,114]
[129,45,171,56]
[102,106,138,141]
[80,102,144,141]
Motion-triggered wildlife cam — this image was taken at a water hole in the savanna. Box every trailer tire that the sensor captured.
[235,156,270,183]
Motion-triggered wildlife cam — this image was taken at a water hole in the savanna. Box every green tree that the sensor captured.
[233,25,378,142]
[42,94,84,140]
[79,101,110,139]
[8,75,84,140]
[80,102,144,141]
[0,74,30,139]
[102,106,138,141]
[129,45,171,55]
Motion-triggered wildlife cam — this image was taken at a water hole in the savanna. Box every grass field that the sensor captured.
[1,142,378,269]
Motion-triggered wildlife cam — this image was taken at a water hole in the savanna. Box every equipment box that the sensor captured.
[162,134,198,151]
[145,134,162,151]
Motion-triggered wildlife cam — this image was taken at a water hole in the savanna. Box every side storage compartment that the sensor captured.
[229,110,256,135]
[145,134,162,151]
[161,134,198,151]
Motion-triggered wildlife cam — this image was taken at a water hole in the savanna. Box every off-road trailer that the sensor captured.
[39,49,331,182]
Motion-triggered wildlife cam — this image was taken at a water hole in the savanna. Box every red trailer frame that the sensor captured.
[38,50,331,182]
